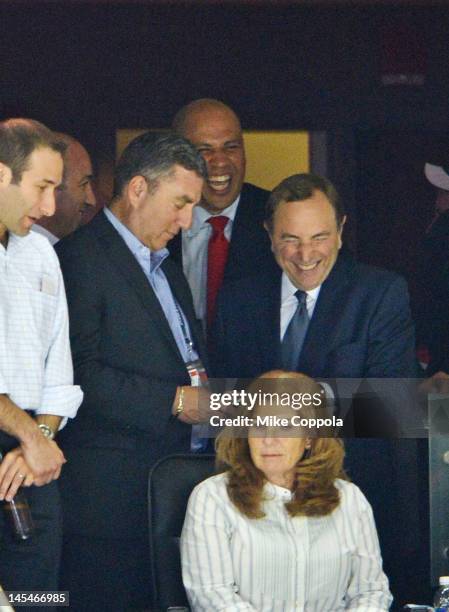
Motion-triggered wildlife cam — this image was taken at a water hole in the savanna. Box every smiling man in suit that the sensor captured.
[33,134,96,244]
[56,132,207,611]
[171,98,275,331]
[212,172,417,381]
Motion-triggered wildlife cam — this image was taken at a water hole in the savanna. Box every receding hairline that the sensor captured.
[2,117,50,131]
[53,132,75,146]
[53,133,89,159]
[172,98,242,135]
[52,133,92,182]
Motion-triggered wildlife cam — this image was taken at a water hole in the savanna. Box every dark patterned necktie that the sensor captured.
[281,289,310,370]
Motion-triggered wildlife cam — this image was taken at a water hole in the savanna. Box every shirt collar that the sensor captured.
[103,207,168,273]
[281,272,321,304]
[31,224,59,245]
[264,481,293,502]
[0,231,31,255]
[186,193,241,238]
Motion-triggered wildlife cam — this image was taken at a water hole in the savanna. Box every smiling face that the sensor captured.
[269,190,345,291]
[0,146,63,242]
[52,140,96,238]
[127,164,203,251]
[180,105,246,213]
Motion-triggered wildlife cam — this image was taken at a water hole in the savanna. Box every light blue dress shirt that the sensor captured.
[104,208,198,364]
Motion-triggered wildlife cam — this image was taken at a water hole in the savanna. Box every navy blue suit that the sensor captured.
[212,253,418,380]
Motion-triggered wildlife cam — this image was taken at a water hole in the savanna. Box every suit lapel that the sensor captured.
[162,258,208,368]
[253,270,283,369]
[298,255,354,373]
[225,185,256,279]
[94,213,185,363]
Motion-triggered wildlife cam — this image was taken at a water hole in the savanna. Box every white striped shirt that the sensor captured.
[0,231,82,422]
[181,473,392,612]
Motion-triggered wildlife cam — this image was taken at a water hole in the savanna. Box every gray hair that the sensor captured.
[113,131,207,198]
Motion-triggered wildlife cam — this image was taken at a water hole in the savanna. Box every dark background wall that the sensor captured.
[1,3,448,135]
[1,1,448,283]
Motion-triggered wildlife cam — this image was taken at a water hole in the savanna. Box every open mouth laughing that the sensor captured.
[207,174,232,193]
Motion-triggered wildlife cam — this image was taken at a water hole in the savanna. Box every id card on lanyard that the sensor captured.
[174,302,210,451]
[186,358,208,388]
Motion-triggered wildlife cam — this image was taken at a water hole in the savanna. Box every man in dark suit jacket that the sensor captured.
[212,172,417,379]
[211,173,429,608]
[213,252,417,380]
[56,132,208,611]
[171,98,275,330]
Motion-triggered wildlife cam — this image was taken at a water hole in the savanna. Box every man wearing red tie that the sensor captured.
[171,98,275,332]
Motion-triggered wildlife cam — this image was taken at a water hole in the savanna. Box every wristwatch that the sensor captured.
[38,423,55,440]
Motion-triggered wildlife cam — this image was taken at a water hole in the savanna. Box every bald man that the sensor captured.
[34,134,96,244]
[171,98,275,330]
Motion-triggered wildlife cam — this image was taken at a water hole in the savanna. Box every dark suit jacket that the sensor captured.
[212,253,417,380]
[169,182,277,284]
[56,211,207,538]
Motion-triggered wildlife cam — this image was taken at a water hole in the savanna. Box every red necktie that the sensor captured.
[206,216,229,328]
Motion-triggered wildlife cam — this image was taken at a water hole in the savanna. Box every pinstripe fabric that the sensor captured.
[181,473,392,612]
[0,231,82,422]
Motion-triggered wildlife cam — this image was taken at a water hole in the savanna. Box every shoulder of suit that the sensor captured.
[240,182,270,206]
[220,266,280,300]
[55,212,104,259]
[338,254,407,288]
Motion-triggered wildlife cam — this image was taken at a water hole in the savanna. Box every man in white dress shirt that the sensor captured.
[0,118,83,598]
[171,98,274,330]
[33,133,96,244]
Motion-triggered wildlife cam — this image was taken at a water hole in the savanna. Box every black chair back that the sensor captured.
[148,453,215,611]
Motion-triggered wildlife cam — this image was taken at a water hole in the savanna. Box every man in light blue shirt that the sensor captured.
[57,131,208,611]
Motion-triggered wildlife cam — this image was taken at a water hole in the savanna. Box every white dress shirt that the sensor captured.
[31,223,59,246]
[181,472,392,612]
[280,273,321,341]
[180,196,240,322]
[0,231,82,423]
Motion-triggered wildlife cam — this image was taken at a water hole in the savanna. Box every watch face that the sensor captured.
[38,424,54,439]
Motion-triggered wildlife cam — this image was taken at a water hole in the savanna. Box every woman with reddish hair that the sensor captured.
[181,371,391,611]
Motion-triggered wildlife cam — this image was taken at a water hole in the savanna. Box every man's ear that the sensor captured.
[127,175,147,206]
[337,215,347,249]
[0,162,12,188]
[263,220,273,238]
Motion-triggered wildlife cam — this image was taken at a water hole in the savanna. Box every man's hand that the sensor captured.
[419,371,449,395]
[0,448,34,501]
[172,386,211,424]
[20,434,66,486]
